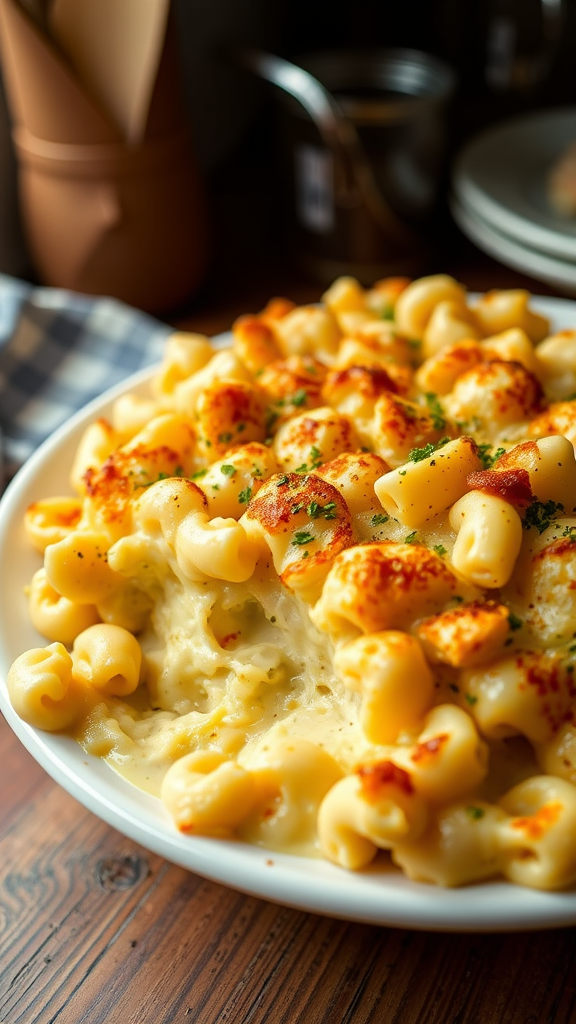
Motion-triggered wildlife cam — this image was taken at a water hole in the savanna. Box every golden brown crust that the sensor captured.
[245,472,354,600]
[466,468,534,507]
[196,380,266,457]
[356,760,414,799]
[84,443,190,527]
[529,401,576,440]
[322,365,400,404]
[245,472,351,537]
[415,599,511,668]
[231,315,282,374]
[258,356,326,417]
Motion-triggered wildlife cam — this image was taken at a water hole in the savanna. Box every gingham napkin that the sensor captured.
[0,273,171,477]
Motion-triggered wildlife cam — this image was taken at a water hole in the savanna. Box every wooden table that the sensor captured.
[2,238,576,1024]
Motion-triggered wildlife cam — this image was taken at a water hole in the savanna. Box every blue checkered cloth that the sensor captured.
[0,274,171,476]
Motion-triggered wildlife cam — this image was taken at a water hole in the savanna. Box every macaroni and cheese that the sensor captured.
[9,274,576,890]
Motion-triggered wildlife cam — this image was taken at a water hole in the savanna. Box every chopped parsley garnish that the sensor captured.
[292,531,315,546]
[218,432,233,445]
[322,501,338,519]
[191,468,207,480]
[408,436,451,462]
[490,446,506,466]
[408,442,436,463]
[290,389,308,407]
[476,444,507,470]
[266,409,280,433]
[135,466,184,488]
[424,392,446,430]
[433,544,447,556]
[404,530,418,544]
[464,693,478,706]
[455,415,482,433]
[466,806,485,821]
[238,486,252,504]
[380,304,394,321]
[269,390,307,421]
[295,445,323,474]
[508,612,523,631]
[476,443,491,467]
[401,403,418,423]
[276,474,290,487]
[371,513,389,526]
[523,498,565,534]
[220,464,236,477]
[310,444,323,467]
[307,500,338,520]
[139,472,167,488]
[407,338,422,349]
[562,525,576,542]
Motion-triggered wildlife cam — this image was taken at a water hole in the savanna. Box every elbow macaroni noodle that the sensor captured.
[10,272,576,891]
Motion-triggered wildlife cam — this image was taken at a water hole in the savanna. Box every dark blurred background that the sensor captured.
[174,0,576,171]
[169,0,576,315]
[2,0,576,318]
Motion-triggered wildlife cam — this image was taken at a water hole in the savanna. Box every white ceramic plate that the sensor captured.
[452,108,576,263]
[450,195,576,296]
[5,323,576,932]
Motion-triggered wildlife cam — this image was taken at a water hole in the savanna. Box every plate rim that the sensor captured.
[4,313,576,932]
[452,106,576,262]
[450,194,576,295]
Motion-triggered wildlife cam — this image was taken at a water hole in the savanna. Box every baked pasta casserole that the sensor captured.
[9,273,576,890]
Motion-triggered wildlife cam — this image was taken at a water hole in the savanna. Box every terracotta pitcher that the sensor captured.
[0,0,209,314]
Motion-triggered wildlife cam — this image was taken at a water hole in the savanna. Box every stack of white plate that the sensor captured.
[451,107,576,295]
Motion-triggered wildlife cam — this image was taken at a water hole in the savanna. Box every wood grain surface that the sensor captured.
[2,251,575,1024]
[3,716,576,1024]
